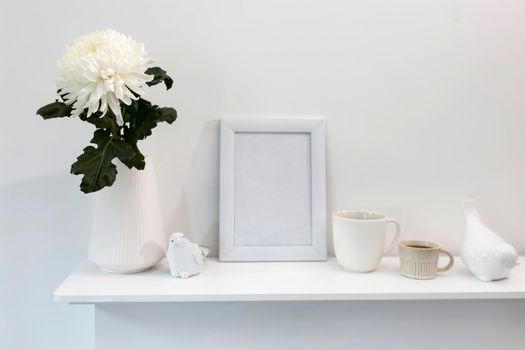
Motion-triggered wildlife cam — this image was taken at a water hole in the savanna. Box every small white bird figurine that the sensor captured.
[461,199,519,282]
[166,232,210,278]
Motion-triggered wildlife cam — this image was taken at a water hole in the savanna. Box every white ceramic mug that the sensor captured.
[332,211,401,272]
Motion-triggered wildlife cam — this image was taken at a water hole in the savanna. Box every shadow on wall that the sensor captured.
[166,118,344,257]
[167,118,338,257]
[325,135,336,257]
[0,173,94,350]
[172,119,220,255]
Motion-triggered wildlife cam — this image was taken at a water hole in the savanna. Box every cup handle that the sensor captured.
[384,219,401,254]
[437,248,454,273]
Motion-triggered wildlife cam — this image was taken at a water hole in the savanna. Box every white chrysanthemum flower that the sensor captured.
[57,29,153,126]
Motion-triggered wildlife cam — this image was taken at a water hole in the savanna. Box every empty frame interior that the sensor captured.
[234,132,312,246]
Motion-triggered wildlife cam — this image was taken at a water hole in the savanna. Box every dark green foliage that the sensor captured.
[157,107,177,123]
[71,129,136,193]
[124,142,146,170]
[80,111,118,132]
[145,67,174,90]
[37,66,177,193]
[123,100,178,142]
[36,101,72,119]
[120,99,178,171]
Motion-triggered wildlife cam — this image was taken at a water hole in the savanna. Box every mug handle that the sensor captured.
[384,219,401,254]
[437,248,455,273]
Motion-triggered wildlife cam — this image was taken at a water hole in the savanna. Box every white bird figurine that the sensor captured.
[166,232,210,278]
[461,199,519,282]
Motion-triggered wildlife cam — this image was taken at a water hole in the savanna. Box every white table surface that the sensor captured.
[54,257,525,303]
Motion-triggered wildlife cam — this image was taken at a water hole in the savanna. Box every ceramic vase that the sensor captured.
[88,157,166,273]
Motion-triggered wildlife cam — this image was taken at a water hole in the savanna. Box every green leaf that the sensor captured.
[145,67,174,90]
[111,138,136,164]
[122,142,146,170]
[71,145,117,193]
[36,101,72,119]
[132,101,159,140]
[157,107,177,124]
[80,110,118,134]
[122,99,178,144]
[70,129,135,193]
[125,99,155,140]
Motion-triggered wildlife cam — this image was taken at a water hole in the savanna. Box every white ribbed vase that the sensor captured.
[89,157,166,273]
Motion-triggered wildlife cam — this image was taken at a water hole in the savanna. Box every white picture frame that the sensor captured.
[220,117,326,261]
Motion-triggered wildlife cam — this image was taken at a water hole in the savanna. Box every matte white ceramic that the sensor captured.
[332,211,400,272]
[89,157,166,273]
[167,232,209,278]
[461,199,519,282]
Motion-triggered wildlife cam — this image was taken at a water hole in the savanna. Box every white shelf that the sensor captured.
[54,257,525,303]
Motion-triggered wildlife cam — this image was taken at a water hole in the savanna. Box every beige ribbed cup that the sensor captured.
[399,240,454,280]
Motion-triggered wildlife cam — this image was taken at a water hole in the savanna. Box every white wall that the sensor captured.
[2,1,525,349]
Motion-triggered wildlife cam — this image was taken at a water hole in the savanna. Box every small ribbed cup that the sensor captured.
[399,240,454,280]
[88,157,166,273]
[399,258,438,279]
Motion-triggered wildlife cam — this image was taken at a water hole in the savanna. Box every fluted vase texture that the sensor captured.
[89,157,166,273]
